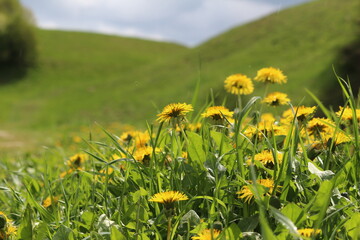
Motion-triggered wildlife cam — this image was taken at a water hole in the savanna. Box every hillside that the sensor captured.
[0,30,189,130]
[0,0,359,150]
[138,0,360,109]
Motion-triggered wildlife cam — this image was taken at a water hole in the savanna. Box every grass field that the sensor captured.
[0,0,359,150]
[0,68,359,239]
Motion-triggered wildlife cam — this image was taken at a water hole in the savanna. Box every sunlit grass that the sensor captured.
[0,67,359,239]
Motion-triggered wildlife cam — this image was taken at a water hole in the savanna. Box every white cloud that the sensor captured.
[94,23,167,41]
[20,0,308,46]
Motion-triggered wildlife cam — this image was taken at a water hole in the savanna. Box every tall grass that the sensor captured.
[0,70,359,239]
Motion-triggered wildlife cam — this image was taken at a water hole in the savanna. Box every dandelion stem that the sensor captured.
[167,216,172,240]
[237,94,242,110]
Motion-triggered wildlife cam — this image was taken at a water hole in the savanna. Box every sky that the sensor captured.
[20,0,310,46]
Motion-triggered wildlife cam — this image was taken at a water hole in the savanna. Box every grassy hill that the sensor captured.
[138,0,360,108]
[0,30,189,129]
[0,0,359,150]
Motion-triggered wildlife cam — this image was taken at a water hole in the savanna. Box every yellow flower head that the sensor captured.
[260,113,276,126]
[66,153,88,169]
[254,150,283,168]
[0,212,16,238]
[133,146,160,164]
[237,179,279,203]
[224,74,254,95]
[254,67,287,84]
[273,124,289,136]
[262,92,290,106]
[149,191,189,204]
[188,122,202,132]
[157,103,193,123]
[282,106,316,122]
[325,132,352,146]
[297,228,321,237]
[42,196,60,208]
[120,130,150,148]
[72,135,82,143]
[201,106,233,121]
[192,229,221,240]
[335,106,360,122]
[307,118,335,137]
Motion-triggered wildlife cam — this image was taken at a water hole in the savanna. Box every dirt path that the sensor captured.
[0,130,24,148]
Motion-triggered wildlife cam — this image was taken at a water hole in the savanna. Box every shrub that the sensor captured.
[0,0,37,67]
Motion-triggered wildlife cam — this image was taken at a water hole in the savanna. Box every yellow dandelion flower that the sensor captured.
[262,92,290,106]
[72,136,82,143]
[192,229,221,240]
[307,118,335,137]
[254,67,287,84]
[273,125,289,136]
[60,168,74,178]
[66,153,88,169]
[325,132,352,146]
[254,150,283,168]
[0,212,16,239]
[224,74,254,95]
[119,131,135,143]
[149,191,189,204]
[119,130,150,148]
[243,125,258,139]
[133,146,160,164]
[260,113,276,123]
[201,106,233,121]
[335,106,360,121]
[97,167,115,182]
[297,228,321,237]
[42,196,60,208]
[282,106,316,122]
[259,113,276,131]
[134,131,150,148]
[99,167,114,175]
[237,185,254,203]
[237,179,279,203]
[157,103,193,123]
[188,122,202,132]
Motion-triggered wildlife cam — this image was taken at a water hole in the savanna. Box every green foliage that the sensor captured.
[0,0,37,67]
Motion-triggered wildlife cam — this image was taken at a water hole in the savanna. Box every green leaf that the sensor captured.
[308,180,334,226]
[111,226,127,240]
[53,225,72,240]
[34,221,49,240]
[259,213,278,240]
[131,187,148,203]
[81,211,95,229]
[18,204,33,240]
[187,132,206,167]
[281,203,306,226]
[25,185,54,222]
[269,206,298,235]
[225,223,242,240]
[344,213,360,239]
[238,214,259,232]
[181,210,200,227]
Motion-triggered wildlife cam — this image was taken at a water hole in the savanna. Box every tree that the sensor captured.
[0,0,37,67]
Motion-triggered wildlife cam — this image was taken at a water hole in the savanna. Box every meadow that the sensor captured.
[0,67,359,239]
[0,0,359,239]
[0,0,358,150]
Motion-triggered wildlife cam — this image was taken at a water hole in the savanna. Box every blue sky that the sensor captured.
[20,0,310,46]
